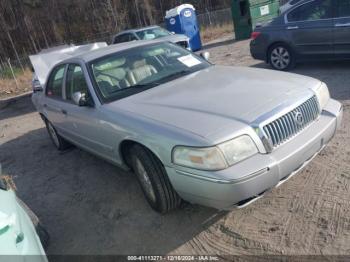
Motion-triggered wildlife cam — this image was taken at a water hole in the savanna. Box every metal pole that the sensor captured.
[7,58,19,90]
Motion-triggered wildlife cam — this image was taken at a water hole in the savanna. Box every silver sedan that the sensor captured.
[31,40,342,213]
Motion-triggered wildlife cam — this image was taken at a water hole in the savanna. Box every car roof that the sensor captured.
[66,39,168,63]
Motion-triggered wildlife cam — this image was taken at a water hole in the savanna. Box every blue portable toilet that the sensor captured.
[165,4,202,51]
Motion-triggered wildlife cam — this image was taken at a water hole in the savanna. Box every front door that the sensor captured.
[62,64,116,161]
[285,0,334,60]
[333,0,350,59]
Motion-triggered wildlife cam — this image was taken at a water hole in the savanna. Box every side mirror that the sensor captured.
[200,52,210,61]
[72,92,92,107]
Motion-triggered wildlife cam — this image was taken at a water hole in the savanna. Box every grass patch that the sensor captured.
[0,66,23,79]
[201,23,234,43]
[0,68,32,99]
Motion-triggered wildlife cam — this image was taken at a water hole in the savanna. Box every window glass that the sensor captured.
[65,65,90,101]
[290,0,303,5]
[336,0,350,18]
[287,0,332,22]
[90,42,210,103]
[135,27,171,40]
[114,34,131,44]
[129,34,138,41]
[46,65,65,98]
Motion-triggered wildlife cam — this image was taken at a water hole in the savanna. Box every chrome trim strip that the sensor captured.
[233,193,265,209]
[175,168,269,184]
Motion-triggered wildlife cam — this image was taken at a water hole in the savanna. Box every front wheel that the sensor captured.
[130,144,181,214]
[268,43,296,71]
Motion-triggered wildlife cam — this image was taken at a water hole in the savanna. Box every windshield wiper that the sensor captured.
[107,82,159,95]
[128,82,160,89]
[156,70,193,84]
[109,70,193,94]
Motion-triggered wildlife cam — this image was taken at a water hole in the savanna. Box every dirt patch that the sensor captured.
[0,38,350,255]
[201,23,234,44]
[0,69,32,99]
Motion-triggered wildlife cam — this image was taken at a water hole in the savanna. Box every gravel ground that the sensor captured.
[0,37,350,256]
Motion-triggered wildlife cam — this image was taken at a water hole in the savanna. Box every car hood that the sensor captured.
[159,34,189,43]
[108,66,320,141]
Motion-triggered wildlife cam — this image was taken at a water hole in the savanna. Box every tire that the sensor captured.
[45,119,71,151]
[268,43,296,71]
[130,144,181,214]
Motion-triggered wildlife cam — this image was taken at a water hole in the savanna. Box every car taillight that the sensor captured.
[251,32,261,40]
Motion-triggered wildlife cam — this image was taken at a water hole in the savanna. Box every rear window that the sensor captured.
[287,0,332,22]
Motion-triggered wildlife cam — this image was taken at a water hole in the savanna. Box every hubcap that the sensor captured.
[48,122,59,148]
[271,47,290,70]
[135,158,156,203]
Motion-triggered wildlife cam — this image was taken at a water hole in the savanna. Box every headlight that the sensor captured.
[172,146,227,171]
[172,135,258,171]
[217,135,258,166]
[314,82,330,109]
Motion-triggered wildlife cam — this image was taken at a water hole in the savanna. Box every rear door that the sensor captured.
[285,0,334,59]
[333,0,350,59]
[43,65,67,132]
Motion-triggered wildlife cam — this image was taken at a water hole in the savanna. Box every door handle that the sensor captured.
[287,26,299,30]
[61,109,67,115]
[335,23,350,27]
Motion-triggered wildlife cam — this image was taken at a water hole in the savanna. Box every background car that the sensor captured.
[112,25,191,50]
[0,169,49,258]
[250,0,350,70]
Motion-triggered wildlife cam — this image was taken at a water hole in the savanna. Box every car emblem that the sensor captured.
[294,111,304,126]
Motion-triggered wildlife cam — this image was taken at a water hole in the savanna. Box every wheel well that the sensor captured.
[266,41,292,63]
[120,140,163,170]
[120,140,136,168]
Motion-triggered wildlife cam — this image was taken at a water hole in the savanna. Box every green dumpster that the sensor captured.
[231,0,280,40]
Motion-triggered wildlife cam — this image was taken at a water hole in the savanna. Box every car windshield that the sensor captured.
[90,42,210,103]
[135,27,171,40]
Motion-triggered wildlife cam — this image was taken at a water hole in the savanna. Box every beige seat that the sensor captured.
[96,68,131,96]
[128,59,157,85]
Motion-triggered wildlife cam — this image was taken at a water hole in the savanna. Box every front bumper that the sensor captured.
[166,99,343,210]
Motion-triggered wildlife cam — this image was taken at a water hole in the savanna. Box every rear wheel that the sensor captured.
[268,43,296,71]
[130,144,181,214]
[45,119,71,151]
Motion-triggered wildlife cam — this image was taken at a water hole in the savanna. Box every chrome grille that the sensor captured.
[263,96,320,148]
